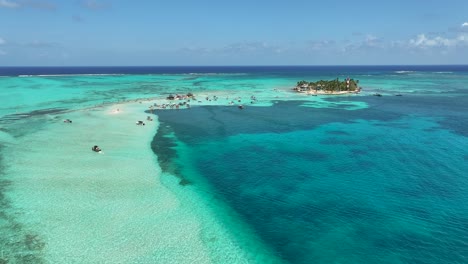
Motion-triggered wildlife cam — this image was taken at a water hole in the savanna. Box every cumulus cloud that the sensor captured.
[0,0,19,8]
[308,40,336,51]
[182,25,468,58]
[179,46,212,55]
[341,34,384,53]
[180,41,286,56]
[408,33,468,49]
[409,34,447,48]
[401,22,468,51]
[222,42,288,55]
[363,35,382,47]
[222,42,270,53]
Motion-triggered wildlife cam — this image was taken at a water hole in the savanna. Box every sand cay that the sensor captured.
[2,101,277,263]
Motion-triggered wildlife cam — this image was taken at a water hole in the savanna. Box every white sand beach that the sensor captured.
[2,101,276,263]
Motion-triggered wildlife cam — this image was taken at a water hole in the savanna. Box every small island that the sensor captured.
[293,78,361,95]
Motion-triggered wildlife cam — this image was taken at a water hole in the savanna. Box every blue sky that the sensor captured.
[1,0,468,66]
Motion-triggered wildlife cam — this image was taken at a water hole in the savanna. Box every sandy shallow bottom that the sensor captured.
[2,102,278,263]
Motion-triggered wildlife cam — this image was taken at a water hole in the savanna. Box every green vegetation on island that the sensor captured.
[294,78,361,94]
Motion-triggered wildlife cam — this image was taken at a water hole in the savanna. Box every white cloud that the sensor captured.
[0,0,19,8]
[223,42,267,53]
[221,42,289,55]
[456,34,468,44]
[363,34,382,47]
[0,37,5,45]
[180,41,286,56]
[410,34,442,47]
[409,33,468,49]
[340,34,384,53]
[308,40,335,51]
[462,22,468,27]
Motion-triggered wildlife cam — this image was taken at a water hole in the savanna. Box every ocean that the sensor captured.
[0,66,467,263]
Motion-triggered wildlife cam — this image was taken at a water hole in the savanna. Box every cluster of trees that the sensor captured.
[295,78,360,92]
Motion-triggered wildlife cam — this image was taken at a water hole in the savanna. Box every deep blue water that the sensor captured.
[1,65,468,77]
[150,67,468,263]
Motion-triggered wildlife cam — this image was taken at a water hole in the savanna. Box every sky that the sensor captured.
[1,0,468,66]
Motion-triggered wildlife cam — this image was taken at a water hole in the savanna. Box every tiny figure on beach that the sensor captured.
[92,145,102,152]
[64,119,72,123]
[136,120,145,126]
[147,116,153,121]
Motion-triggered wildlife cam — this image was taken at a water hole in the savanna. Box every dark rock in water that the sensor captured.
[0,108,68,124]
[179,178,192,186]
[25,234,46,251]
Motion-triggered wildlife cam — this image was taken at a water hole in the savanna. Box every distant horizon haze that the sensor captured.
[1,0,468,66]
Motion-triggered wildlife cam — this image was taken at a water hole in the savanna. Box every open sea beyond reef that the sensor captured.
[0,65,468,263]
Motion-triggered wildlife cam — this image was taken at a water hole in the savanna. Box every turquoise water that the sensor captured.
[154,97,468,263]
[1,66,468,263]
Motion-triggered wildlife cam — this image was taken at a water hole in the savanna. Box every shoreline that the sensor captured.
[300,90,360,95]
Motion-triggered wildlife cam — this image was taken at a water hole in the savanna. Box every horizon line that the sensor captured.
[1,64,468,68]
